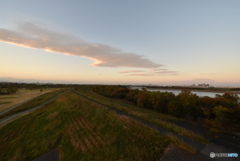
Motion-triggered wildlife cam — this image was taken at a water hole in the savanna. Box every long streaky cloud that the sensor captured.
[155,71,177,75]
[150,68,168,71]
[119,70,144,73]
[118,68,178,76]
[128,73,153,76]
[0,21,162,68]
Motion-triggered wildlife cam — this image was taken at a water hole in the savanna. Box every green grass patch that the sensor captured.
[0,96,18,99]
[0,101,12,105]
[75,86,209,144]
[0,91,170,161]
[0,89,65,119]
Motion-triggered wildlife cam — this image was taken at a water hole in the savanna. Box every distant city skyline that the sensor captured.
[1,77,239,87]
[1,1,240,86]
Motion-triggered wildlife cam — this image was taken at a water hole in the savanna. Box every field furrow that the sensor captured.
[62,112,88,152]
[77,117,106,147]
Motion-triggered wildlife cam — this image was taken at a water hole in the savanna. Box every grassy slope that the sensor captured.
[75,86,209,144]
[0,101,12,105]
[0,89,58,112]
[0,89,64,120]
[0,91,170,161]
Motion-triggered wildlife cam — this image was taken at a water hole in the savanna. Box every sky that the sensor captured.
[0,0,240,86]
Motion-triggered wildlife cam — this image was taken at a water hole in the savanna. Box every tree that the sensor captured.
[150,91,175,113]
[136,91,152,109]
[125,89,139,104]
[175,90,200,120]
[7,86,18,94]
[168,100,183,117]
[213,106,231,127]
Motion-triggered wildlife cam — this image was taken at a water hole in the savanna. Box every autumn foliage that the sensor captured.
[93,85,240,131]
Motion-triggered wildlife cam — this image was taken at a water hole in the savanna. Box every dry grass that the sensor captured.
[47,112,59,121]
[0,89,56,112]
[167,134,197,154]
[64,114,107,153]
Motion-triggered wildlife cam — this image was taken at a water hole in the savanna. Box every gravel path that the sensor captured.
[34,149,59,161]
[161,144,205,161]
[172,120,240,153]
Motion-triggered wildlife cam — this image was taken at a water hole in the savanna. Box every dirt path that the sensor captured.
[72,90,240,161]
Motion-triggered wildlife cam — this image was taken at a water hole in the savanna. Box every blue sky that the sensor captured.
[0,0,240,86]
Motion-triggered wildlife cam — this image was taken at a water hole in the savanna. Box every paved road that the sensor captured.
[0,90,68,124]
[72,90,240,161]
[172,120,240,153]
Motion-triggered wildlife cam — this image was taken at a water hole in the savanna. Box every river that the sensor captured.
[129,87,240,98]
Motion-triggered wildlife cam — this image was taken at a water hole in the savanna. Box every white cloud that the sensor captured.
[0,21,162,68]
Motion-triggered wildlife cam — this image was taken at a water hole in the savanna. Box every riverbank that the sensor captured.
[146,88,240,94]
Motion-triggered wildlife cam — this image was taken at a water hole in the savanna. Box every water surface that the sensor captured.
[129,87,240,98]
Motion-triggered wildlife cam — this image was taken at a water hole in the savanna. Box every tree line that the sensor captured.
[92,85,240,131]
[0,83,73,95]
[0,85,18,95]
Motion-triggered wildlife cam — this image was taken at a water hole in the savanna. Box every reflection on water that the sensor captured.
[130,87,240,98]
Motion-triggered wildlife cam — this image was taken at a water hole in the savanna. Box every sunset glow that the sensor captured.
[0,1,240,86]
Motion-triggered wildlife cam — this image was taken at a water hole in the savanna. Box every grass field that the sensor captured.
[0,88,59,112]
[0,89,64,120]
[75,86,209,145]
[0,101,12,105]
[0,91,170,161]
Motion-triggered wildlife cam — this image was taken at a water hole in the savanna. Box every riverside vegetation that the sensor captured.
[91,85,240,132]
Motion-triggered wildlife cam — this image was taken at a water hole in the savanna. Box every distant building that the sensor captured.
[198,83,209,88]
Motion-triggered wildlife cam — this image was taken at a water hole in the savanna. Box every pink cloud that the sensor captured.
[0,21,163,68]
